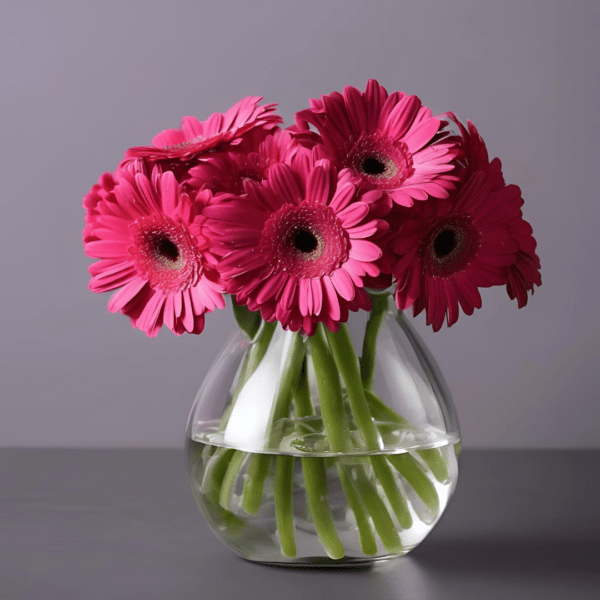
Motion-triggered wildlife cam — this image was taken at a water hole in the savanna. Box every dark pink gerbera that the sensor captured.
[446,112,505,191]
[123,96,282,164]
[83,168,225,337]
[293,80,461,207]
[186,128,309,195]
[392,172,522,331]
[504,202,542,308]
[446,113,541,307]
[203,159,389,335]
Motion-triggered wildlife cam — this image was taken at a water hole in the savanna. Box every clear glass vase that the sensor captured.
[186,294,460,566]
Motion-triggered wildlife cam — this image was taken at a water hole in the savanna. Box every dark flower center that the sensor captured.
[294,230,318,253]
[361,156,387,176]
[422,214,480,277]
[346,133,414,190]
[129,214,203,293]
[433,230,456,258]
[260,202,350,278]
[156,237,180,262]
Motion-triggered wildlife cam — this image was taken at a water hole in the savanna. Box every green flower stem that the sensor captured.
[365,388,448,485]
[242,454,272,515]
[232,299,262,341]
[387,453,440,517]
[301,457,345,560]
[371,455,413,529]
[364,389,410,427]
[203,448,236,505]
[219,450,248,510]
[353,467,403,554]
[295,364,366,556]
[190,460,246,534]
[269,334,307,428]
[326,325,420,541]
[326,324,382,451]
[293,362,314,420]
[308,326,351,453]
[416,448,450,484]
[360,293,390,391]
[274,456,297,557]
[337,465,378,556]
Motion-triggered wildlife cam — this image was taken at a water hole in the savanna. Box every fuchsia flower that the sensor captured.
[392,172,522,331]
[204,159,389,335]
[451,116,541,307]
[294,80,461,207]
[83,167,225,337]
[186,129,309,195]
[123,96,282,164]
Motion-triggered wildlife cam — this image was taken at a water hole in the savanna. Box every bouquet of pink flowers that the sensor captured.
[83,81,540,563]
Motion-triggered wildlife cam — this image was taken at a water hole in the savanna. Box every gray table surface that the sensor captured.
[1,449,598,600]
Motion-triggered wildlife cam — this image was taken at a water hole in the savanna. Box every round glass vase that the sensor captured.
[186,294,460,566]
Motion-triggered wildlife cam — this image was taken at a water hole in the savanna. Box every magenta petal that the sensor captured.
[322,277,341,321]
[281,277,298,311]
[311,279,323,316]
[346,221,379,239]
[344,85,368,134]
[337,202,369,228]
[306,164,331,205]
[133,173,160,214]
[107,278,147,313]
[152,128,186,149]
[85,239,130,259]
[348,239,383,262]
[268,164,303,205]
[329,183,356,213]
[384,95,421,140]
[404,117,441,153]
[298,278,311,316]
[331,268,355,301]
[181,289,195,332]
[159,171,178,214]
[163,295,175,331]
[180,116,204,139]
[136,289,166,332]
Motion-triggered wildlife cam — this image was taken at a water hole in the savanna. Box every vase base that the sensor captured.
[248,552,410,569]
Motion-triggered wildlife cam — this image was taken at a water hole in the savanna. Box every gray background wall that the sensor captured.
[1,0,598,448]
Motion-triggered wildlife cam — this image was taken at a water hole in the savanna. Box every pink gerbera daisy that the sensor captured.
[293,80,461,207]
[204,159,389,335]
[446,113,541,307]
[392,172,521,331]
[186,128,309,195]
[446,112,505,191]
[123,96,282,164]
[83,168,225,337]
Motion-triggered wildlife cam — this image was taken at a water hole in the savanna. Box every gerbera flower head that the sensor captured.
[293,80,461,207]
[203,158,389,335]
[446,112,505,191]
[83,167,225,337]
[186,128,310,196]
[392,172,522,331]
[123,96,282,164]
